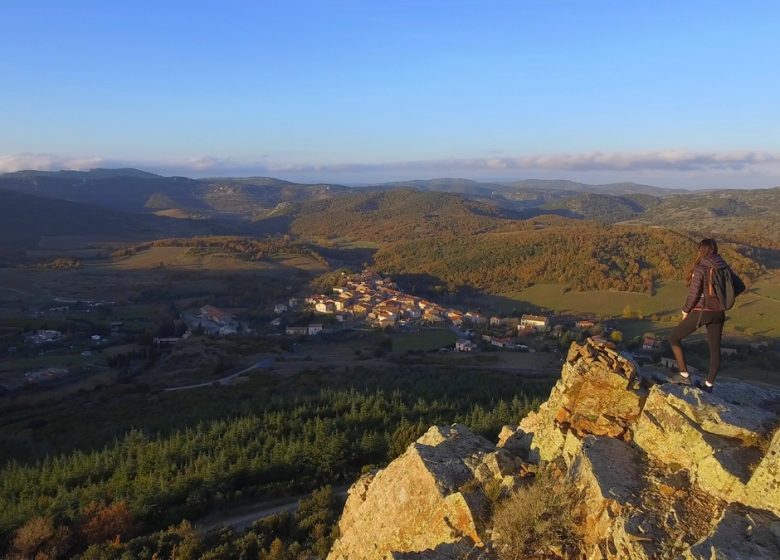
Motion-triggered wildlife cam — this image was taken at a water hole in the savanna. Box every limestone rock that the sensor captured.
[682,504,780,560]
[387,539,495,559]
[567,436,653,560]
[743,425,780,516]
[328,425,499,560]
[523,339,644,462]
[495,424,533,459]
[633,382,780,503]
[329,339,780,560]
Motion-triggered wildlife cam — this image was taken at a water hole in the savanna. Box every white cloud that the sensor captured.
[2,150,779,179]
[0,153,105,173]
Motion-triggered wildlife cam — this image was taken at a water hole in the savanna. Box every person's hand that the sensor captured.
[682,310,688,320]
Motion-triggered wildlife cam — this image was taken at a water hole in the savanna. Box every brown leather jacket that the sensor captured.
[683,254,741,313]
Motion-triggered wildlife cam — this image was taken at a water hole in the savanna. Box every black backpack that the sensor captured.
[708,267,746,310]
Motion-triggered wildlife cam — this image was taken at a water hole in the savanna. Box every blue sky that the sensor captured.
[2,0,779,187]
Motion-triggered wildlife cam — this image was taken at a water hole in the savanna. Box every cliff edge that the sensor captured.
[328,338,780,560]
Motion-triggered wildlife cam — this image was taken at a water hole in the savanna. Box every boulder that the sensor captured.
[328,425,505,560]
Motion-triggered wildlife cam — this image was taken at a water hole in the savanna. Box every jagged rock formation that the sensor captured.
[328,425,525,560]
[329,338,780,560]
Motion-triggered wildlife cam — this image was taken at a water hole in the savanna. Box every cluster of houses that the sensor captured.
[302,271,485,329]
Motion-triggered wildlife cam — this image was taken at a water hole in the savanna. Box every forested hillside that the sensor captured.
[628,187,780,246]
[289,189,518,241]
[0,367,545,559]
[372,223,762,294]
[540,192,660,222]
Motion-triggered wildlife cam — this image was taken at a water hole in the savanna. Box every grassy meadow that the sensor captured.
[476,274,780,339]
[392,329,458,353]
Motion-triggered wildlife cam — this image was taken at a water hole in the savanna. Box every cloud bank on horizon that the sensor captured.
[2,150,780,186]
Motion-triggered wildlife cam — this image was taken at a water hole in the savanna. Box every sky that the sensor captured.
[1,0,780,188]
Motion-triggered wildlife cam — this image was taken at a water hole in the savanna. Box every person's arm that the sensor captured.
[683,266,704,313]
[731,268,746,296]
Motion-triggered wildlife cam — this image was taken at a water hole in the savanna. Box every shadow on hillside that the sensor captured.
[244,215,294,235]
[388,273,541,313]
[314,245,378,268]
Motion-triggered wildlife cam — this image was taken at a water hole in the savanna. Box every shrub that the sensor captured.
[491,470,581,560]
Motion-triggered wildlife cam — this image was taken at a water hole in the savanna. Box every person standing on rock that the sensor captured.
[668,238,744,393]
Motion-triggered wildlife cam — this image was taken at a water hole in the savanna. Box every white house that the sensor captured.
[274,304,288,314]
[455,339,477,352]
[315,301,336,314]
[520,314,549,330]
[308,323,323,335]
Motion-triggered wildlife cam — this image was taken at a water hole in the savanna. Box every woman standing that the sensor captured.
[668,238,744,393]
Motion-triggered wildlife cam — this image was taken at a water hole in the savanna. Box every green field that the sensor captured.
[80,246,329,276]
[392,329,458,352]
[477,276,780,339]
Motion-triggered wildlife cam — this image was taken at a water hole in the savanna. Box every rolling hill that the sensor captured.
[0,189,224,251]
[0,169,352,218]
[626,187,780,246]
[287,189,524,242]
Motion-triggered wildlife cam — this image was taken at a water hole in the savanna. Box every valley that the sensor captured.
[0,169,779,558]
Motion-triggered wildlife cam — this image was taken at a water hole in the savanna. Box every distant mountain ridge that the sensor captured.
[1,168,778,250]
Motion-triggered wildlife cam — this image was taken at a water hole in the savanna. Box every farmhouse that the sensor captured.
[28,329,63,344]
[520,314,549,330]
[285,326,308,336]
[201,305,234,326]
[491,337,518,349]
[455,339,477,352]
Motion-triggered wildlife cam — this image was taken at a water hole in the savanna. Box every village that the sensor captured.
[272,270,621,354]
[2,270,771,397]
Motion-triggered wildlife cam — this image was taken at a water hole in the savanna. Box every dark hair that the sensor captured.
[686,238,718,285]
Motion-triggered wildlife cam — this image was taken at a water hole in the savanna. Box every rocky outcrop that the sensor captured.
[330,338,780,559]
[505,340,644,463]
[328,425,521,560]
